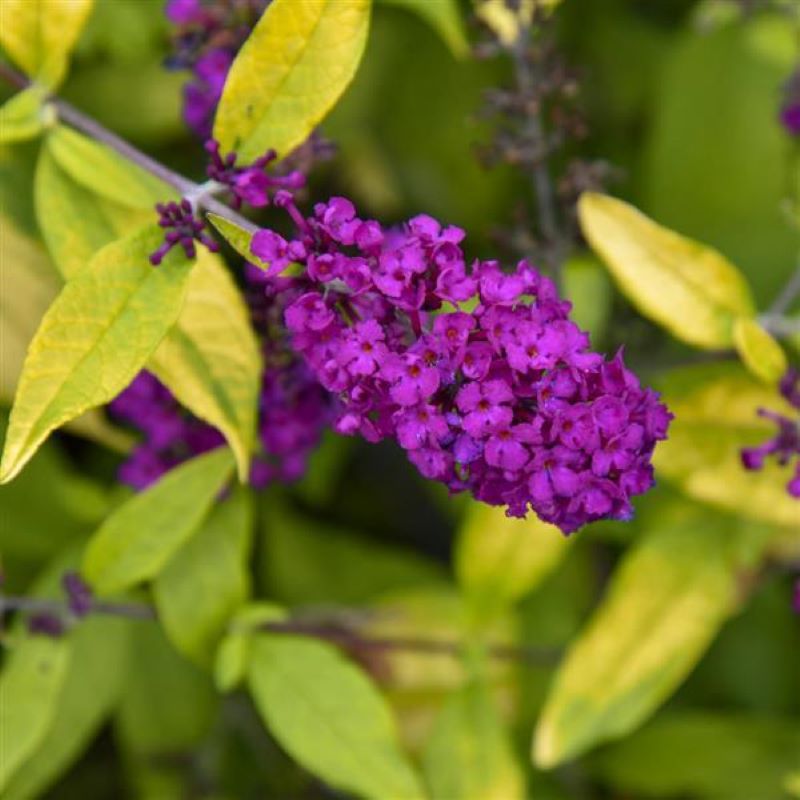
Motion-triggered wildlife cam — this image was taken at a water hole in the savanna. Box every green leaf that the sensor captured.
[0,225,194,484]
[214,602,286,692]
[0,215,132,452]
[154,488,253,666]
[46,125,174,209]
[455,501,568,623]
[0,635,71,792]
[578,192,756,349]
[533,505,773,768]
[248,635,426,800]
[82,447,235,594]
[148,249,262,481]
[423,681,526,800]
[0,0,94,88]
[653,364,798,528]
[0,416,110,560]
[3,616,130,800]
[214,0,371,161]
[0,86,50,144]
[115,624,217,765]
[35,143,152,280]
[732,316,787,384]
[589,711,800,800]
[379,0,468,58]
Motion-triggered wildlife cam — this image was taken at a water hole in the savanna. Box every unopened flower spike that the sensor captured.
[205,139,306,209]
[150,198,219,265]
[741,367,800,498]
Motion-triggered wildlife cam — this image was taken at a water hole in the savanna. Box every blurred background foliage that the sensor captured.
[1,0,799,799]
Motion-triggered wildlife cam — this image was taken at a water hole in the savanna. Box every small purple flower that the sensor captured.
[383,354,441,406]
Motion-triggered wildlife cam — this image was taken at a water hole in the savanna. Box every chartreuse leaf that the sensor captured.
[0,215,133,452]
[0,85,50,144]
[0,226,194,484]
[0,635,71,792]
[533,503,774,768]
[653,364,798,528]
[248,635,426,800]
[206,212,261,264]
[82,447,235,594]
[578,192,756,349]
[0,0,95,88]
[46,125,173,209]
[3,616,130,800]
[1,216,64,402]
[732,316,787,384]
[588,711,800,800]
[455,501,568,624]
[379,0,468,58]
[35,143,152,279]
[154,488,253,666]
[214,0,371,161]
[423,679,525,800]
[149,250,262,481]
[36,147,260,473]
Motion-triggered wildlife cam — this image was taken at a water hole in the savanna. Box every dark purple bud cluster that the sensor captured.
[780,67,800,137]
[150,199,220,265]
[110,266,334,492]
[23,573,93,638]
[205,139,305,209]
[741,368,800,498]
[165,0,269,138]
[249,195,672,534]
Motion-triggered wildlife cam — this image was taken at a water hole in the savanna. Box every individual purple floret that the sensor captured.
[205,139,306,209]
[741,367,800,498]
[248,195,672,534]
[150,199,220,265]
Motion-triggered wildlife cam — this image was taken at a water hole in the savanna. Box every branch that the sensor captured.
[0,61,258,234]
[0,594,558,665]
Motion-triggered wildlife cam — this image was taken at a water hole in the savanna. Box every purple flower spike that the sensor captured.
[740,368,800,499]
[244,193,672,534]
[150,199,219,265]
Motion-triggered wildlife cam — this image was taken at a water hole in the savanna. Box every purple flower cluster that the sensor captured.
[111,260,334,491]
[205,139,305,209]
[741,368,800,498]
[165,0,268,138]
[249,195,672,533]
